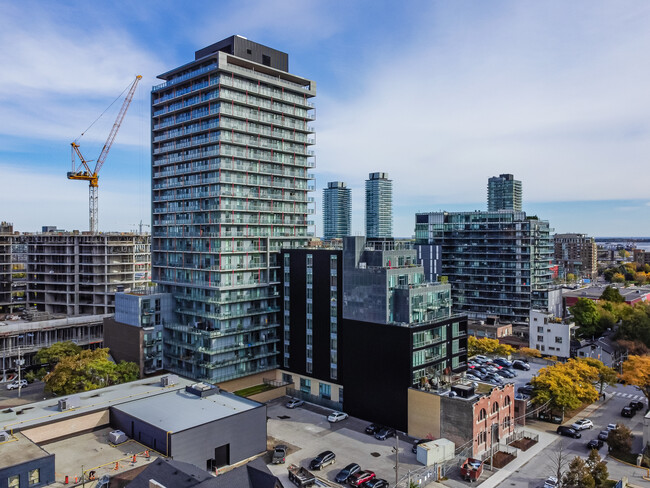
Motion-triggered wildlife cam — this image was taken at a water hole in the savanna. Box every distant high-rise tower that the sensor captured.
[487,174,522,211]
[323,181,351,240]
[365,172,392,238]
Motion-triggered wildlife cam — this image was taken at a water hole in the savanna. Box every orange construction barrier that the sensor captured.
[64,476,69,484]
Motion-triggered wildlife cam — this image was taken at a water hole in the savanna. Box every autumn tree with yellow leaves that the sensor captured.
[531,359,599,418]
[468,336,514,357]
[619,355,650,408]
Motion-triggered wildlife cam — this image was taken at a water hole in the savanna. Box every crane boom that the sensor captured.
[67,75,142,233]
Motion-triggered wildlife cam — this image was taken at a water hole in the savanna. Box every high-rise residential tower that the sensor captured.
[322,181,351,240]
[151,36,316,383]
[487,174,522,211]
[365,172,392,238]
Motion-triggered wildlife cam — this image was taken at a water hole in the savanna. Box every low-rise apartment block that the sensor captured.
[529,309,574,359]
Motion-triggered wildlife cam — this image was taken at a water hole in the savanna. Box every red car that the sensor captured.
[349,470,376,486]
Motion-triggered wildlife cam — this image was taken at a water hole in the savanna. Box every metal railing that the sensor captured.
[286,387,342,411]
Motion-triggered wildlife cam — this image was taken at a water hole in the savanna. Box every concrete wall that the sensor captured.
[110,408,169,455]
[103,317,144,374]
[219,371,270,392]
[170,402,267,469]
[21,410,110,444]
[407,389,441,440]
[247,385,291,403]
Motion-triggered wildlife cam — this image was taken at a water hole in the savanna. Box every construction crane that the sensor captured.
[67,75,142,233]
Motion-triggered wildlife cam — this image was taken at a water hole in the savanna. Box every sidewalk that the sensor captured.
[473,429,557,488]
[475,396,613,488]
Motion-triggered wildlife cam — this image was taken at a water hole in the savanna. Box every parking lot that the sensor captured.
[266,397,423,486]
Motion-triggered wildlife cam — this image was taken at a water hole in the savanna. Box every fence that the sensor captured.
[504,429,539,445]
[480,443,518,463]
[286,387,342,411]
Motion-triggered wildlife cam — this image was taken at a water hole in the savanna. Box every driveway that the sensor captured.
[266,397,423,486]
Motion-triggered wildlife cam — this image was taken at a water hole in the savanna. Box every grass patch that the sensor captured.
[609,449,638,465]
[234,383,275,397]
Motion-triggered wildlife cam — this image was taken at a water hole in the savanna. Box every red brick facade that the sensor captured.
[471,383,515,456]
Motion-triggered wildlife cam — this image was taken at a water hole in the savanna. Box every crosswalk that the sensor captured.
[609,391,645,401]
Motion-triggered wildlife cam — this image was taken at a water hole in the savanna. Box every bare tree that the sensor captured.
[546,440,570,487]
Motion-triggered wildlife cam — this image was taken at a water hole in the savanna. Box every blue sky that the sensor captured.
[1,1,649,237]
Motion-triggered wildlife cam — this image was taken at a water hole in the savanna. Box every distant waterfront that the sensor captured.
[595,238,650,251]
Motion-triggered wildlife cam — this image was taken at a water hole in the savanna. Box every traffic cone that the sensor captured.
[74,476,78,483]
[114,462,119,470]
[64,476,69,484]
[145,450,150,458]
[132,454,137,463]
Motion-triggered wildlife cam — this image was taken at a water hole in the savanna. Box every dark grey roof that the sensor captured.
[126,457,282,488]
[126,458,212,488]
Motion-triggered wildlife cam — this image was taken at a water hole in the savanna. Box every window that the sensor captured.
[504,395,511,407]
[300,378,311,393]
[503,416,511,429]
[262,54,271,66]
[537,326,543,333]
[319,382,331,400]
[478,408,486,421]
[537,335,544,342]
[29,468,40,486]
[492,402,499,414]
[339,387,344,403]
[555,337,563,344]
[477,430,487,444]
[8,475,19,488]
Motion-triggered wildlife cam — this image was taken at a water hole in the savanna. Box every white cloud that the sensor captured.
[315,2,650,212]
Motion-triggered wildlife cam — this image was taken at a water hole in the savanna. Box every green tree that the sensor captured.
[566,273,577,283]
[616,304,650,347]
[570,298,601,338]
[618,249,630,259]
[607,424,633,454]
[563,456,595,488]
[600,286,624,303]
[586,449,608,487]
[580,358,618,395]
[34,341,82,368]
[43,348,140,395]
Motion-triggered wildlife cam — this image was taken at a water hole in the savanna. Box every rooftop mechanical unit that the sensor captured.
[160,374,179,387]
[0,430,11,442]
[108,430,128,445]
[58,395,81,411]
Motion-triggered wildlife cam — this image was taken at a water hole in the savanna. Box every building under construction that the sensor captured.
[24,231,151,315]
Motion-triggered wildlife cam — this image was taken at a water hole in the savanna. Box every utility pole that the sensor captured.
[16,347,24,398]
[393,432,400,486]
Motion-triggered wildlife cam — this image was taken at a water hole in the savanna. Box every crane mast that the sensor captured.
[67,75,142,233]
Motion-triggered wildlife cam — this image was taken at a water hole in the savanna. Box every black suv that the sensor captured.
[621,406,636,418]
[557,426,581,439]
[629,401,645,411]
[309,451,336,470]
[365,423,383,435]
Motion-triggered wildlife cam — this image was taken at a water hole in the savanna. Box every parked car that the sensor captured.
[334,463,360,483]
[272,445,288,464]
[538,412,562,424]
[466,373,481,382]
[607,423,617,431]
[493,358,512,368]
[286,398,304,409]
[309,451,336,471]
[412,438,428,453]
[363,479,389,488]
[587,439,604,450]
[375,427,396,441]
[556,426,581,439]
[571,419,594,431]
[512,360,530,371]
[365,423,383,435]
[497,369,515,379]
[518,385,534,396]
[328,411,349,423]
[621,406,636,418]
[597,430,609,441]
[543,476,559,488]
[6,379,27,390]
[473,355,488,363]
[349,471,376,487]
[629,401,645,411]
